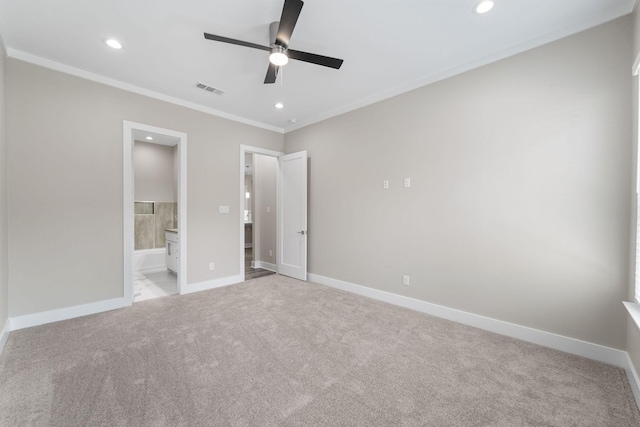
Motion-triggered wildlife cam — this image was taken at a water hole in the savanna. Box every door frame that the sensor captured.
[239,145,284,281]
[123,121,188,305]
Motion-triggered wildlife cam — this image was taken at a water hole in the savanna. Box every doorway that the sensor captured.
[240,145,308,282]
[123,121,187,306]
[244,152,278,280]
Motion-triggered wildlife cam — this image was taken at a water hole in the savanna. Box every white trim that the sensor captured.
[254,261,277,272]
[624,302,640,409]
[177,131,188,296]
[10,297,128,331]
[626,352,640,410]
[123,121,188,303]
[123,124,134,306]
[8,49,283,134]
[308,273,628,367]
[181,275,243,295]
[0,318,10,355]
[239,145,284,283]
[625,301,640,330]
[633,51,640,76]
[285,3,634,133]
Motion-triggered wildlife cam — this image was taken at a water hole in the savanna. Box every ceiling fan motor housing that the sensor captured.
[269,21,280,46]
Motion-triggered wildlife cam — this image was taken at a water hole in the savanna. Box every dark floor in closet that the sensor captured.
[245,247,275,280]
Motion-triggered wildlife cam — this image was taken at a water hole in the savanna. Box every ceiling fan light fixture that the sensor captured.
[269,45,289,66]
[474,0,494,14]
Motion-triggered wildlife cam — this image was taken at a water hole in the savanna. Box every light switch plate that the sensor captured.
[219,206,230,214]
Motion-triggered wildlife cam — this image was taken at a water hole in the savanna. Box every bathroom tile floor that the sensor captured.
[134,270,178,303]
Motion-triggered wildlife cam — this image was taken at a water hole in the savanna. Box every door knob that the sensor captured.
[297,230,306,235]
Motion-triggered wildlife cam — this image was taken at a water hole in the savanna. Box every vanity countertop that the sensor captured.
[165,228,178,233]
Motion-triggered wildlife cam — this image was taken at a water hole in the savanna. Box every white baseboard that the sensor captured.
[0,318,10,355]
[10,297,128,331]
[308,273,628,368]
[254,261,277,272]
[181,274,243,295]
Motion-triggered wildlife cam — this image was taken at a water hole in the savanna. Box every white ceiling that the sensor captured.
[0,0,636,133]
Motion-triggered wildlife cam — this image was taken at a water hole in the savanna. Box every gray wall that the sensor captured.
[134,140,176,202]
[6,59,283,317]
[253,154,277,265]
[285,16,633,349]
[628,7,640,378]
[0,41,7,330]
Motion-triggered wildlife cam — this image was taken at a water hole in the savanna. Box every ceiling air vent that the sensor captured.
[196,82,224,95]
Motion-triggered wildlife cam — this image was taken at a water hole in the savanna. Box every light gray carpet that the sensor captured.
[0,274,638,426]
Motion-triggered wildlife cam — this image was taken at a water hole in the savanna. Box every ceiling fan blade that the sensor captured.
[264,63,279,84]
[204,33,270,52]
[275,0,304,47]
[287,49,344,69]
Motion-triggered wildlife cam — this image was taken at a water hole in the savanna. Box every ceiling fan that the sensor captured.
[203,0,344,84]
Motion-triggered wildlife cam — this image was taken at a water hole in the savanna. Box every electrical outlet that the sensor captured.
[383,180,389,189]
[269,249,273,257]
[403,178,411,188]
[209,262,215,270]
[402,275,410,286]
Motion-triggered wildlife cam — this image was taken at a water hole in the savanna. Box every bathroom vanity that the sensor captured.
[165,229,178,273]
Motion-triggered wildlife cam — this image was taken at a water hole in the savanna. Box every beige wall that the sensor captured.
[286,16,633,349]
[253,154,277,265]
[0,42,7,329]
[134,140,176,202]
[6,59,283,317]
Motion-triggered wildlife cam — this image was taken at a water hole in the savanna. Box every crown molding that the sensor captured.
[6,48,284,134]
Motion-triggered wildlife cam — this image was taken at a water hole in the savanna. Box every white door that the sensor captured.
[277,151,308,281]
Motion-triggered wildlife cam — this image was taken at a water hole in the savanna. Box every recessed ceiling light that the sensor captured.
[145,136,153,140]
[105,39,122,49]
[275,102,284,109]
[474,0,494,14]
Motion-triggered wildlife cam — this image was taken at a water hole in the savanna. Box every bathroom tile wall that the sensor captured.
[134,214,154,250]
[134,201,177,250]
[154,202,177,248]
